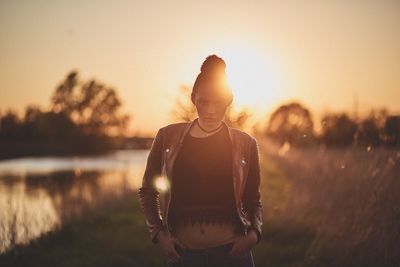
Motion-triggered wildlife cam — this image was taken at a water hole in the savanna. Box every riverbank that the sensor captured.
[0,193,316,267]
[0,192,166,267]
[0,148,319,267]
[0,135,152,161]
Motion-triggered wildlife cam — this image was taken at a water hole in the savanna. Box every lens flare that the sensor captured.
[153,176,170,192]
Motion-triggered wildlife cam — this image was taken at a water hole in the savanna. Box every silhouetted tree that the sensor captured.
[0,71,133,159]
[265,101,316,147]
[24,105,42,123]
[383,115,400,146]
[20,105,43,139]
[224,106,253,130]
[170,85,197,122]
[0,110,20,138]
[320,113,358,147]
[52,71,78,116]
[347,108,392,147]
[354,116,381,147]
[34,111,78,138]
[368,108,389,129]
[51,70,130,136]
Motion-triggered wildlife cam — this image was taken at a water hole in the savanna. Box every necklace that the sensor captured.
[196,119,223,137]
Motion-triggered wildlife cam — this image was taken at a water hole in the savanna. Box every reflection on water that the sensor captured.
[0,150,149,254]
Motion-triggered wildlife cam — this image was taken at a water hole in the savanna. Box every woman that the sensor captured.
[138,54,263,267]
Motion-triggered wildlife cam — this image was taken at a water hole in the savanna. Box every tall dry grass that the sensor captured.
[258,137,400,267]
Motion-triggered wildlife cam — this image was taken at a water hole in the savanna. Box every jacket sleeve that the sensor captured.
[242,138,263,244]
[137,128,166,244]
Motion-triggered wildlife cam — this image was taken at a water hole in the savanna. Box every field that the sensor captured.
[1,138,399,267]
[257,137,400,267]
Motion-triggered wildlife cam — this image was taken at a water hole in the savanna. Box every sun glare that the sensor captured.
[213,47,283,110]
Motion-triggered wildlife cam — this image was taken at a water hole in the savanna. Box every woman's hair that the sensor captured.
[191,54,233,106]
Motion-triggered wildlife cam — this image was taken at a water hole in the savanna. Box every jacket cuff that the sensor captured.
[247,225,262,244]
[151,226,165,244]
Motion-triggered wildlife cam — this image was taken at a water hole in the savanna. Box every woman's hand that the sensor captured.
[156,230,186,262]
[228,230,258,258]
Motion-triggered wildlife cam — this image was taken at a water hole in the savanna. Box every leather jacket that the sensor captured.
[137,118,263,245]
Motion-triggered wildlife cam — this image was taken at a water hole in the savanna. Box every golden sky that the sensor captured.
[1,0,399,136]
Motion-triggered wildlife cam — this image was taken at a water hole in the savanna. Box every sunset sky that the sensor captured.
[1,0,399,136]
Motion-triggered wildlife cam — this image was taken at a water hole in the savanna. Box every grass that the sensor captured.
[257,137,400,267]
[0,195,317,267]
[4,138,397,266]
[0,193,166,267]
[0,144,319,267]
[254,218,316,267]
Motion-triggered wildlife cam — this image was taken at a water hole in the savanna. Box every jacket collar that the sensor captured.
[177,117,234,146]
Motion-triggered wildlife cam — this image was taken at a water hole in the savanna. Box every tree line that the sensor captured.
[264,102,400,148]
[0,71,130,159]
[1,72,399,160]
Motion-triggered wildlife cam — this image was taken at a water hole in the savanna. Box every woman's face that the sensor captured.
[194,81,228,128]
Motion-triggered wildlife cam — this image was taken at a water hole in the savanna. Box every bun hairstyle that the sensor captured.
[191,54,233,106]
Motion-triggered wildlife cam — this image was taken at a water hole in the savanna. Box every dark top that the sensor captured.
[168,124,243,233]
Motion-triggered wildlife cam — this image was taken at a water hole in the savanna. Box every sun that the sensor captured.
[212,47,283,112]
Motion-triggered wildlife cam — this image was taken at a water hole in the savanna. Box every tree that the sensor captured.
[265,101,315,147]
[0,110,20,138]
[223,106,253,130]
[354,116,381,147]
[169,85,197,122]
[320,113,358,147]
[383,115,400,146]
[51,71,130,136]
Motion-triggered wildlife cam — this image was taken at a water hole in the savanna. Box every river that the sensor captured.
[0,149,149,254]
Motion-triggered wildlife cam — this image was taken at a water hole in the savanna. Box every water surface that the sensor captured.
[0,150,149,254]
